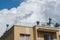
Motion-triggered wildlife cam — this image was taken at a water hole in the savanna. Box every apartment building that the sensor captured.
[0,24,60,40]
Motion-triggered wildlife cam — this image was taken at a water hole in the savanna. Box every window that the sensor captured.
[44,34,53,40]
[20,34,30,40]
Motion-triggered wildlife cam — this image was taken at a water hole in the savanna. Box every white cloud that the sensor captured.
[10,8,17,14]
[0,0,60,37]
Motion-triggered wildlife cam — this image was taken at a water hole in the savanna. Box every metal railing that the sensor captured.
[14,22,36,27]
[14,21,55,27]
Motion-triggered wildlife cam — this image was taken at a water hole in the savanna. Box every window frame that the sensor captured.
[20,34,30,40]
[44,34,53,40]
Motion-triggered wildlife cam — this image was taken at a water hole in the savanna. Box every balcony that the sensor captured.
[37,26,59,32]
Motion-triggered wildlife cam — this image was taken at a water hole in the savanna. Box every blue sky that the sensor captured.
[0,0,24,10]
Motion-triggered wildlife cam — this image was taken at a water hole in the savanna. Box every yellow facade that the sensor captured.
[0,26,14,40]
[0,25,60,40]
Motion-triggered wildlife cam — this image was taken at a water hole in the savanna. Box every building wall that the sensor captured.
[59,29,60,35]
[0,27,14,40]
[57,28,60,40]
[0,25,60,40]
[14,25,34,40]
[34,26,59,40]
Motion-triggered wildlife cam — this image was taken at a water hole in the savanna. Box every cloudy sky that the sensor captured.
[0,0,60,37]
